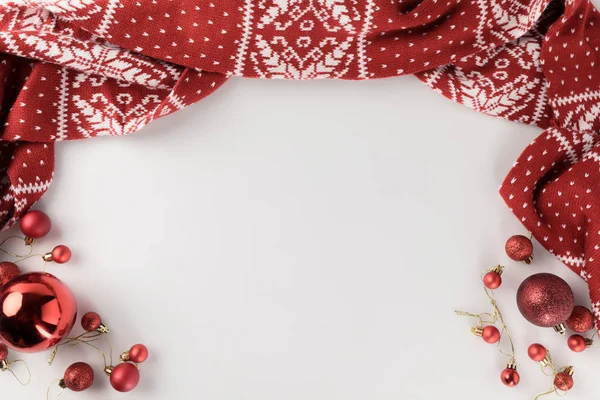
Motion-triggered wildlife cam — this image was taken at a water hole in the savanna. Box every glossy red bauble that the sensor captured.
[64,362,94,392]
[516,273,574,327]
[568,334,587,352]
[505,235,533,263]
[110,363,140,392]
[482,326,501,344]
[0,343,8,360]
[566,306,594,333]
[19,210,51,239]
[500,368,520,387]
[554,371,574,391]
[0,272,77,352]
[0,262,20,287]
[527,343,547,362]
[483,271,502,290]
[51,245,72,264]
[129,344,149,364]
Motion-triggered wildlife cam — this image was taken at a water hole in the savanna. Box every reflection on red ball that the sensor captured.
[566,306,594,333]
[0,343,8,360]
[483,271,502,289]
[568,334,587,352]
[527,343,547,362]
[554,371,574,391]
[482,326,500,344]
[20,210,51,239]
[110,363,140,392]
[500,368,520,387]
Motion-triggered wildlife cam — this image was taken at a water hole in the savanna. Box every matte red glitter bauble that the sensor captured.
[129,344,149,363]
[0,262,20,287]
[19,210,51,239]
[483,271,502,289]
[568,334,587,352]
[527,343,547,362]
[110,363,140,392]
[500,367,520,387]
[81,312,102,332]
[516,273,574,328]
[554,371,574,391]
[566,306,594,333]
[0,272,77,352]
[64,362,94,392]
[0,343,7,360]
[482,326,500,344]
[505,235,533,263]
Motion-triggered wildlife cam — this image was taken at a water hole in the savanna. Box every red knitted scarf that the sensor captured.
[2,0,600,324]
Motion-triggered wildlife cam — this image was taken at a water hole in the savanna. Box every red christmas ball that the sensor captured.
[51,245,71,264]
[527,343,547,362]
[568,334,587,352]
[19,210,51,239]
[483,271,502,289]
[81,312,102,332]
[129,344,149,363]
[64,362,94,392]
[0,272,77,352]
[0,343,8,360]
[500,368,520,387]
[554,371,574,391]
[505,235,533,262]
[0,262,20,287]
[482,326,500,344]
[110,363,140,392]
[516,273,574,328]
[566,306,594,333]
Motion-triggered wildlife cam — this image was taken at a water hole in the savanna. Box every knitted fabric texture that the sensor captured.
[2,1,600,324]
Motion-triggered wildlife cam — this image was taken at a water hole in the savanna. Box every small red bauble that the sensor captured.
[0,343,8,360]
[19,210,51,239]
[516,273,574,328]
[129,344,149,364]
[63,362,94,392]
[51,245,72,264]
[505,235,533,263]
[110,363,140,392]
[0,262,20,287]
[566,306,594,333]
[500,367,520,387]
[554,371,574,391]
[568,334,587,352]
[81,312,102,332]
[527,343,547,362]
[483,271,502,289]
[482,326,500,344]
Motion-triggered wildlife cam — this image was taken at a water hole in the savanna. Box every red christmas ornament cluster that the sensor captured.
[527,343,575,396]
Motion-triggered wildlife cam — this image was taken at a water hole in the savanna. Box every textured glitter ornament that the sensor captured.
[505,235,534,264]
[0,272,77,352]
[554,369,574,391]
[81,312,109,333]
[566,306,594,333]
[516,273,574,332]
[500,365,520,387]
[0,262,20,287]
[62,362,94,392]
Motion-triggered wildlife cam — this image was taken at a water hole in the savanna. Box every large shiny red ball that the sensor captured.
[527,343,547,362]
[483,271,502,289]
[482,326,501,344]
[0,272,77,352]
[110,363,140,392]
[516,273,574,327]
[500,368,520,387]
[566,306,594,333]
[81,312,102,332]
[0,343,8,360]
[568,334,587,352]
[505,235,533,263]
[51,245,72,264]
[129,344,149,363]
[0,262,20,287]
[19,210,51,239]
[64,362,94,392]
[554,371,574,391]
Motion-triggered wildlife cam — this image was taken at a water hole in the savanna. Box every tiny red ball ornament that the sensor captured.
[129,344,149,364]
[110,363,140,392]
[516,273,574,328]
[19,210,51,239]
[51,245,71,264]
[566,306,594,333]
[64,362,94,392]
[0,343,8,360]
[527,343,547,362]
[482,326,501,344]
[500,367,520,387]
[505,235,533,263]
[568,334,587,352]
[0,262,20,287]
[483,271,502,289]
[554,371,574,391]
[81,312,102,332]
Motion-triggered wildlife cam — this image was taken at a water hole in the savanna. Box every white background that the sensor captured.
[3,75,600,399]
